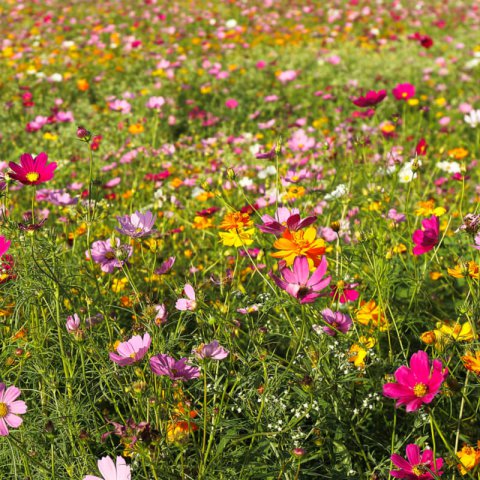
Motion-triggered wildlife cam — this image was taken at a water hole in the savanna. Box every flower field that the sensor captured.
[1,0,480,478]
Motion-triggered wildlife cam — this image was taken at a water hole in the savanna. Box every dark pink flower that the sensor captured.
[412,216,440,255]
[319,309,352,336]
[0,236,11,257]
[269,255,331,304]
[383,350,448,412]
[392,83,415,101]
[351,89,387,108]
[329,281,359,303]
[150,354,200,381]
[258,207,316,235]
[390,444,443,479]
[9,152,57,186]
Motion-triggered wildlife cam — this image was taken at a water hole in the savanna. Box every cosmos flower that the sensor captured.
[83,456,131,480]
[269,255,331,303]
[390,444,443,479]
[66,313,81,333]
[461,351,480,375]
[87,238,133,273]
[193,340,229,360]
[9,152,57,186]
[318,309,352,336]
[351,89,387,108]
[258,207,316,236]
[116,211,156,238]
[0,383,27,436]
[175,284,197,311]
[0,236,11,257]
[383,350,448,412]
[412,216,440,255]
[109,333,151,366]
[150,354,200,381]
[392,83,415,101]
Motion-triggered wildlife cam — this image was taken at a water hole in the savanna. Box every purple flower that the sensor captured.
[258,207,316,236]
[154,256,176,275]
[116,211,155,238]
[150,354,200,381]
[109,333,151,366]
[193,340,229,360]
[66,313,81,333]
[318,309,352,336]
[175,284,196,311]
[87,238,133,273]
[472,232,480,250]
[388,209,406,224]
[269,255,331,304]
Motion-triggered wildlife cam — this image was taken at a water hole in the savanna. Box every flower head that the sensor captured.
[269,255,331,303]
[175,284,196,311]
[87,238,133,273]
[412,216,440,255]
[66,313,81,333]
[258,207,316,236]
[116,211,156,238]
[461,351,480,375]
[109,333,151,366]
[193,340,229,360]
[9,152,57,186]
[150,354,200,381]
[351,89,387,108]
[390,444,443,479]
[0,236,11,257]
[457,443,480,475]
[392,83,415,101]
[0,383,27,436]
[319,309,352,336]
[83,455,131,480]
[383,350,448,412]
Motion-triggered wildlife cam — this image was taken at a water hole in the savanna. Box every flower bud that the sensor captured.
[76,126,92,143]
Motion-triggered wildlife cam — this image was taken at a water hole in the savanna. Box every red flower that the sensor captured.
[415,138,428,156]
[9,152,57,186]
[351,89,387,108]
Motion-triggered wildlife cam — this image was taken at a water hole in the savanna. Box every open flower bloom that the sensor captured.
[258,207,316,236]
[319,308,352,336]
[175,284,197,311]
[0,236,11,257]
[383,350,448,412]
[330,280,359,303]
[392,83,415,101]
[461,351,480,375]
[269,255,331,303]
[272,227,327,267]
[0,383,27,436]
[87,238,133,273]
[9,152,57,186]
[116,210,156,238]
[351,89,387,108]
[472,232,480,250]
[412,216,440,255]
[456,443,480,475]
[109,333,151,366]
[66,313,81,333]
[390,444,443,479]
[84,455,131,480]
[150,354,200,381]
[193,340,229,360]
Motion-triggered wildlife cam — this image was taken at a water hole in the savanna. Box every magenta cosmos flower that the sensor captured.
[87,238,133,273]
[258,207,316,236]
[193,340,229,360]
[383,350,448,412]
[9,152,57,186]
[412,216,440,255]
[269,255,331,304]
[116,210,156,238]
[392,83,416,101]
[319,309,352,336]
[150,354,200,381]
[352,89,387,108]
[390,444,443,479]
[0,236,11,257]
[175,284,197,311]
[109,333,151,366]
[0,383,27,436]
[84,455,131,480]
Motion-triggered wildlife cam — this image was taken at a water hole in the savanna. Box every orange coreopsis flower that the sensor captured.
[457,443,480,475]
[219,211,253,231]
[462,351,480,375]
[271,227,327,267]
[77,79,89,91]
[356,300,388,331]
[415,199,446,217]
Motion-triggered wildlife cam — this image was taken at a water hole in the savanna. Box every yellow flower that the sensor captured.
[348,337,375,369]
[112,278,128,293]
[415,199,446,217]
[128,123,144,134]
[271,227,327,267]
[462,351,480,375]
[284,185,305,201]
[77,79,89,91]
[447,261,478,279]
[219,211,253,231]
[448,147,468,160]
[356,300,388,331]
[219,228,255,247]
[439,321,475,342]
[193,216,213,230]
[43,132,58,141]
[457,444,480,475]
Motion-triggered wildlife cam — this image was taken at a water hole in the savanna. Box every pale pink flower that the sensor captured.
[175,284,196,311]
[84,455,131,480]
[193,340,229,360]
[0,383,27,436]
[109,333,151,366]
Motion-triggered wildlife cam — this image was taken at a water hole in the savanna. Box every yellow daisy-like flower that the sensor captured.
[219,211,253,231]
[219,228,255,247]
[192,216,213,230]
[447,261,479,279]
[439,321,475,342]
[356,300,388,331]
[448,147,468,160]
[112,277,128,293]
[271,227,327,267]
[457,443,480,475]
[415,199,446,217]
[462,351,480,376]
[348,337,375,369]
[128,123,144,134]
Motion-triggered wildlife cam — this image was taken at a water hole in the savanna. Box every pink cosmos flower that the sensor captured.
[146,96,165,109]
[277,70,298,83]
[258,207,316,235]
[383,350,448,412]
[9,152,57,186]
[390,444,443,479]
[108,99,131,114]
[84,456,131,480]
[0,236,11,257]
[155,256,176,275]
[329,282,359,303]
[109,333,151,366]
[412,216,440,255]
[472,232,480,250]
[392,83,416,101]
[269,255,331,304]
[352,89,387,108]
[87,238,133,273]
[0,383,27,436]
[66,313,81,333]
[150,354,200,381]
[116,211,156,238]
[193,340,229,360]
[225,98,238,109]
[154,304,168,325]
[319,309,352,336]
[175,284,197,311]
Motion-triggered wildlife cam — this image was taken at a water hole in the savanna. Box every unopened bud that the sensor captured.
[76,125,92,142]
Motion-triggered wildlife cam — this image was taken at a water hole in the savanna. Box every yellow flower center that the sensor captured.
[413,383,428,397]
[0,402,8,418]
[26,172,40,183]
[412,465,427,475]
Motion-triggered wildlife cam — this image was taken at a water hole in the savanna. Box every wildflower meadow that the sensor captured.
[1,0,480,478]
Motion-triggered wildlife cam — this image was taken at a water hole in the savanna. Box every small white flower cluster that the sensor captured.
[464,109,480,128]
[437,160,461,174]
[325,183,348,200]
[361,392,382,410]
